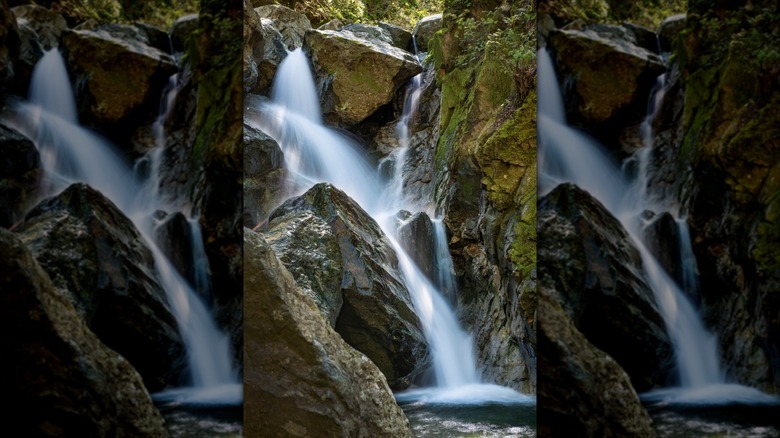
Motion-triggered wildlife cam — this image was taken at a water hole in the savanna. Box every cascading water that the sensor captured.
[538,48,778,405]
[5,49,240,404]
[250,48,532,405]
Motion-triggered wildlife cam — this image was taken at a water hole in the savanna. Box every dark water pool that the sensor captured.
[157,403,243,438]
[399,402,537,437]
[645,403,780,437]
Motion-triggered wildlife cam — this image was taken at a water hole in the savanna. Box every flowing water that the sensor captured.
[4,50,241,409]
[537,47,779,416]
[248,47,534,431]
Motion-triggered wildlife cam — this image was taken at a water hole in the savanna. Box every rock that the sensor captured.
[263,210,343,326]
[243,118,286,225]
[538,183,674,391]
[266,183,430,389]
[379,22,412,51]
[0,123,40,228]
[304,28,421,127]
[244,229,413,438]
[255,4,311,50]
[622,22,660,53]
[11,4,67,50]
[397,211,435,282]
[412,14,442,53]
[59,29,177,127]
[153,211,195,290]
[135,22,172,53]
[17,183,187,391]
[243,0,287,95]
[538,284,657,438]
[0,227,168,437]
[341,23,393,46]
[170,13,198,53]
[95,23,150,47]
[658,14,685,53]
[73,18,99,31]
[14,21,43,82]
[318,19,342,31]
[642,211,685,292]
[537,13,557,48]
[0,0,20,89]
[547,27,665,125]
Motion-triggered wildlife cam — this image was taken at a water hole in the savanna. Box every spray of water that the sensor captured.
[538,48,778,405]
[5,49,241,405]
[249,48,532,404]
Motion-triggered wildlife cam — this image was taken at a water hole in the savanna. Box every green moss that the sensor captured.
[510,193,537,280]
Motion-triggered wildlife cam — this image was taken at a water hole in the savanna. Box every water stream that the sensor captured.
[4,49,241,406]
[248,48,533,412]
[537,47,778,407]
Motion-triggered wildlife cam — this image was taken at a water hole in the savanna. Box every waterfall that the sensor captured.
[538,48,777,404]
[250,48,530,404]
[6,49,240,404]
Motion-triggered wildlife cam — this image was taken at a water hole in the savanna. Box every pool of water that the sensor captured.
[646,402,780,437]
[399,399,536,437]
[157,403,243,438]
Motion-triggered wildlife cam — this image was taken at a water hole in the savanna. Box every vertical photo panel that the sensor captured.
[242,0,537,436]
[537,0,780,436]
[0,0,243,436]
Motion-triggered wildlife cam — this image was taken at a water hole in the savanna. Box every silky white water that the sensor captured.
[250,48,531,404]
[5,49,240,405]
[538,48,778,405]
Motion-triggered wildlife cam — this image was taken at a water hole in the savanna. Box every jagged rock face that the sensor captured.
[170,13,198,53]
[17,183,186,391]
[538,183,674,391]
[153,211,195,291]
[59,28,177,130]
[255,4,311,51]
[397,211,435,282]
[244,230,413,438]
[341,23,394,46]
[412,14,441,52]
[265,183,430,390]
[678,2,780,393]
[538,284,657,438]
[303,28,421,127]
[0,0,19,89]
[11,4,67,50]
[642,211,685,293]
[0,227,168,438]
[378,22,412,51]
[243,120,286,226]
[0,123,40,228]
[547,27,665,129]
[243,0,287,95]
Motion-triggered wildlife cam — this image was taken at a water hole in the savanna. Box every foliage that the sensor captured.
[540,0,685,28]
[48,0,198,28]
[267,0,444,28]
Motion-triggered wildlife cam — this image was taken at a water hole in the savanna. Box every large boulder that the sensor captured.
[243,118,286,225]
[255,4,311,50]
[243,0,287,95]
[412,14,442,53]
[378,22,412,51]
[341,23,393,46]
[265,183,430,389]
[11,4,68,50]
[170,13,198,53]
[244,230,413,438]
[17,183,186,391]
[547,27,665,126]
[538,284,657,438]
[59,29,177,127]
[304,28,421,127]
[658,14,686,53]
[397,211,435,282]
[0,227,168,437]
[538,183,674,391]
[0,0,20,89]
[0,123,40,228]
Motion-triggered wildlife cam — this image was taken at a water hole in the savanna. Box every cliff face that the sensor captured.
[429,0,537,392]
[677,1,780,393]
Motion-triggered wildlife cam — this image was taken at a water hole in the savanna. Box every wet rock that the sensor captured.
[538,284,657,438]
[135,22,172,54]
[255,4,311,50]
[622,22,659,53]
[263,211,343,326]
[0,123,40,228]
[397,211,435,281]
[95,23,150,47]
[0,0,20,89]
[170,13,198,53]
[379,22,413,51]
[412,14,441,52]
[642,211,684,290]
[153,211,195,289]
[341,23,393,46]
[266,183,430,389]
[243,118,286,225]
[17,183,187,391]
[244,230,413,438]
[243,0,287,95]
[11,4,67,50]
[658,14,685,53]
[59,28,177,128]
[538,183,674,391]
[547,27,665,125]
[0,227,168,437]
[318,19,342,31]
[14,21,42,85]
[304,28,421,127]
